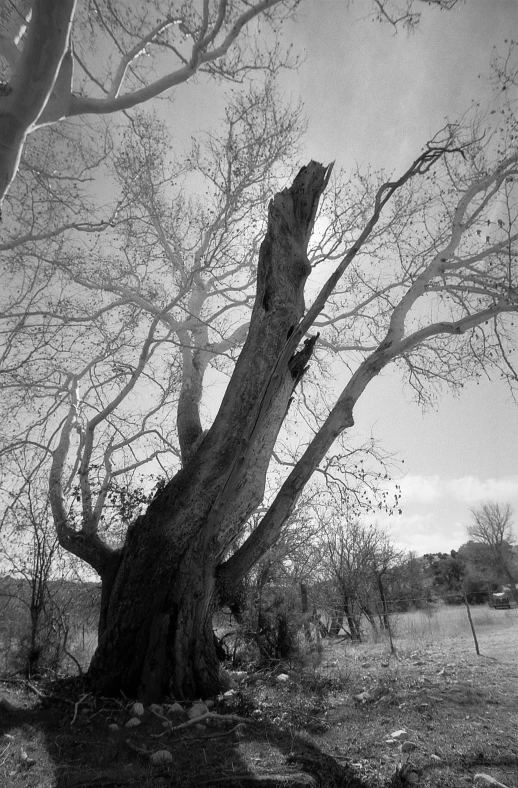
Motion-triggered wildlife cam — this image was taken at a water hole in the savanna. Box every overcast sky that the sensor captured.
[282,0,518,555]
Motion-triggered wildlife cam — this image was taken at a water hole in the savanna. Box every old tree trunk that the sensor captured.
[85,163,333,702]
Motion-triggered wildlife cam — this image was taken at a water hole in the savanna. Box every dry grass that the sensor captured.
[388,603,517,647]
[1,604,517,788]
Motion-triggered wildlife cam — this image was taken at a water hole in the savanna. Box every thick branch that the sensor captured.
[67,0,285,118]
[79,317,160,533]
[393,301,518,357]
[49,383,119,577]
[107,19,181,100]
[0,0,76,203]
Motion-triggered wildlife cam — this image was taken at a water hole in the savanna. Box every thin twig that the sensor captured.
[153,711,256,738]
[71,692,92,726]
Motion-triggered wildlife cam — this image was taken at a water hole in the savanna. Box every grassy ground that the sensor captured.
[1,604,517,787]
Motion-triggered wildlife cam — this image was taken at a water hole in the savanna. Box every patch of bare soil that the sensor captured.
[317,621,518,787]
[0,618,516,787]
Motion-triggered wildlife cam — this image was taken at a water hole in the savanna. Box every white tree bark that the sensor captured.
[0,0,76,203]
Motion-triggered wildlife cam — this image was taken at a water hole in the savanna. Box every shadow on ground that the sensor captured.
[0,678,377,788]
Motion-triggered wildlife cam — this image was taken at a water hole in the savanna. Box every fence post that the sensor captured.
[463,593,480,656]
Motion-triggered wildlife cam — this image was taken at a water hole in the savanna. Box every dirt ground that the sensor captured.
[1,609,517,788]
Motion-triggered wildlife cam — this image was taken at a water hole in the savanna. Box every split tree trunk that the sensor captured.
[87,163,332,702]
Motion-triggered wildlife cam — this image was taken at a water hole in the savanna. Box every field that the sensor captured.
[1,603,517,787]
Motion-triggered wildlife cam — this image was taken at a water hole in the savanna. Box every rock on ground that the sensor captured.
[474,774,511,788]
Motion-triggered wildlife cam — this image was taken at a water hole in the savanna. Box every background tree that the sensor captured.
[466,502,518,601]
[226,492,321,664]
[423,551,466,604]
[318,512,403,640]
[0,470,65,675]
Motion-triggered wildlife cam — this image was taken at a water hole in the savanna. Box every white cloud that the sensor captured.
[398,474,442,504]
[447,476,518,505]
[377,511,465,554]
[370,474,518,555]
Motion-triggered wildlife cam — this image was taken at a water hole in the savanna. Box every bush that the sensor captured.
[234,583,305,666]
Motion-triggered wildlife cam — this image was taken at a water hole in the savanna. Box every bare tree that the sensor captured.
[0,471,60,675]
[467,502,518,601]
[2,127,518,700]
[1,6,517,702]
[318,512,402,639]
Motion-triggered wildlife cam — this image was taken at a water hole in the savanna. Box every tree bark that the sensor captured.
[342,596,361,642]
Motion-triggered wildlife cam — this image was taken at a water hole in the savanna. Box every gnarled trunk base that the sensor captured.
[88,523,222,702]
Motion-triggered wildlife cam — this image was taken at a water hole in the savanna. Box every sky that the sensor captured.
[278,0,518,555]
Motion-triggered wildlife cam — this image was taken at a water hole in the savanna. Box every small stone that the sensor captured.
[131,702,145,717]
[165,702,187,721]
[149,703,164,716]
[150,750,173,766]
[188,702,208,719]
[19,747,36,767]
[276,674,290,683]
[391,730,409,741]
[474,775,511,788]
[125,717,141,728]
[401,741,417,753]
